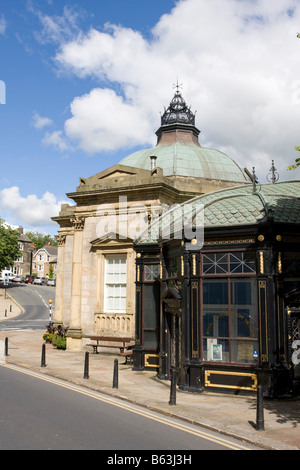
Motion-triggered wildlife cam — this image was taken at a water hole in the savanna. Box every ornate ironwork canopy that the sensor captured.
[161,88,195,126]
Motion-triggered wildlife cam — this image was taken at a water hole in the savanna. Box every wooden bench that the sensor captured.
[86,336,134,364]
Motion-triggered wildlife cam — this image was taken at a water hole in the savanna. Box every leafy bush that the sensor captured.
[42,323,68,350]
[51,335,66,350]
[42,332,56,343]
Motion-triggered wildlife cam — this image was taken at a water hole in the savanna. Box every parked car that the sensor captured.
[12,276,24,283]
[33,277,46,285]
[24,275,34,283]
[47,278,56,286]
[0,270,14,282]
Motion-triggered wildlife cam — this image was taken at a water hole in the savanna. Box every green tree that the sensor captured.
[0,219,21,271]
[25,231,57,250]
[287,146,300,171]
[49,264,54,278]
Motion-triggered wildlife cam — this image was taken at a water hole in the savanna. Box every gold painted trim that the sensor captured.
[144,354,159,368]
[278,252,282,274]
[192,255,196,275]
[258,280,268,362]
[181,256,184,276]
[259,251,264,274]
[277,281,286,362]
[191,282,199,358]
[204,237,255,246]
[204,370,257,391]
[136,266,140,282]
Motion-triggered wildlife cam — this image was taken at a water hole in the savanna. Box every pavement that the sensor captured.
[0,289,300,451]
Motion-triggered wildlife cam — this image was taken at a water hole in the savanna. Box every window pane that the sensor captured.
[144,264,160,281]
[230,279,258,339]
[203,280,229,338]
[231,340,259,364]
[203,339,229,362]
[202,278,258,364]
[105,257,127,312]
[203,279,228,305]
[203,311,229,337]
[144,283,160,329]
[229,253,256,274]
[203,253,228,275]
[144,330,158,348]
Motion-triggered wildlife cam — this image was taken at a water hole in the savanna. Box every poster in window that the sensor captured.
[213,344,222,361]
[238,341,253,361]
[207,338,222,361]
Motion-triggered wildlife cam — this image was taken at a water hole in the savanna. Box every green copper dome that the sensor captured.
[119,143,250,183]
[119,89,251,184]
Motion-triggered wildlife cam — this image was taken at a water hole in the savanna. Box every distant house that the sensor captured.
[32,243,58,278]
[12,227,35,276]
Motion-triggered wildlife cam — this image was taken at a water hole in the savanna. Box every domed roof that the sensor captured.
[119,144,250,183]
[119,89,251,184]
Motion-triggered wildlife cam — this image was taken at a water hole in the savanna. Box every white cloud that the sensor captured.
[32,111,53,129]
[64,88,154,153]
[0,14,6,35]
[0,186,66,227]
[46,0,300,181]
[42,130,71,152]
[30,4,81,45]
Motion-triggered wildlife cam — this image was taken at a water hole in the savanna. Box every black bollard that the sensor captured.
[113,359,118,388]
[256,384,264,431]
[169,368,177,406]
[41,343,46,367]
[4,309,7,317]
[83,351,89,379]
[4,337,8,356]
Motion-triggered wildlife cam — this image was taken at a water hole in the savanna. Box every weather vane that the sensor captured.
[267,160,279,184]
[173,78,183,93]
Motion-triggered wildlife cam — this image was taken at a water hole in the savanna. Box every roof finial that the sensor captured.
[267,160,279,184]
[252,167,258,194]
[161,83,195,126]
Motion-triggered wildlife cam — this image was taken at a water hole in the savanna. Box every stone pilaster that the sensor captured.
[67,216,85,350]
[53,233,66,326]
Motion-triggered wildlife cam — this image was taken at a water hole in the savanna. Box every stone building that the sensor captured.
[12,227,34,276]
[52,89,251,350]
[32,244,58,278]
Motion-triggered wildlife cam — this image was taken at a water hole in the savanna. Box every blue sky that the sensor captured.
[1,0,300,235]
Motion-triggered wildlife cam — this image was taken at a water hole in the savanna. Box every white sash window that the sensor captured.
[104,256,127,312]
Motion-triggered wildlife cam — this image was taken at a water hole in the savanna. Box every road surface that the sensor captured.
[0,363,259,451]
[0,283,55,331]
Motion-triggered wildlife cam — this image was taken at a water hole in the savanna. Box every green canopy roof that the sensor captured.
[136,181,300,245]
